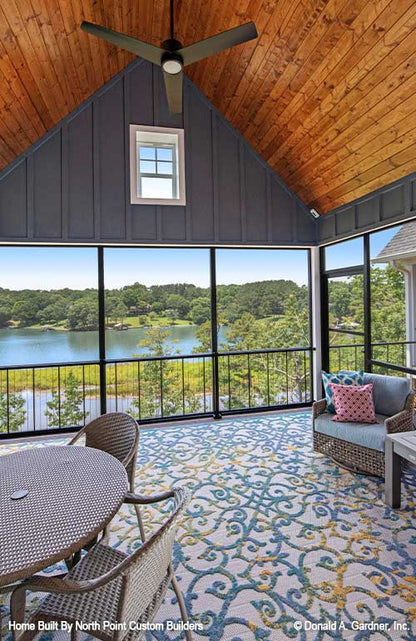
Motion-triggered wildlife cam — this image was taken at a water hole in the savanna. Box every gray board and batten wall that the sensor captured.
[1,56,416,248]
[0,59,316,247]
[318,170,416,245]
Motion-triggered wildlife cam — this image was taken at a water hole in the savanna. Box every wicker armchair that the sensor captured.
[10,488,192,641]
[69,413,145,541]
[313,382,415,477]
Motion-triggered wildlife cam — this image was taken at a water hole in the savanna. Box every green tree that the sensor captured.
[264,295,310,402]
[166,294,190,319]
[12,300,39,326]
[190,297,211,325]
[37,302,68,325]
[221,312,259,351]
[328,280,352,324]
[370,265,405,342]
[45,372,86,428]
[0,305,12,327]
[0,391,26,432]
[130,327,199,418]
[67,299,98,330]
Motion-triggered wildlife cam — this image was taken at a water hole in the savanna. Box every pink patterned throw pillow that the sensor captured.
[329,383,377,423]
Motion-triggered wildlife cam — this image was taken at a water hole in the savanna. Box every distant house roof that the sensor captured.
[373,222,416,263]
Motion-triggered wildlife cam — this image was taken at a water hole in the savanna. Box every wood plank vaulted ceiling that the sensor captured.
[1,0,416,214]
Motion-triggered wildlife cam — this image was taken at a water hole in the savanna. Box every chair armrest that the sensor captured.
[403,390,416,413]
[10,549,135,628]
[10,570,118,630]
[68,425,86,445]
[385,409,414,434]
[124,490,175,505]
[312,399,327,421]
[12,550,129,598]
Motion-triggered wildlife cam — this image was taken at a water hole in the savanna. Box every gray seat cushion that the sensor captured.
[315,411,388,452]
[362,373,410,416]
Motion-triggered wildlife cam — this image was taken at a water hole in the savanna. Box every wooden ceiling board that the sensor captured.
[257,0,415,163]
[272,2,416,165]
[2,0,416,213]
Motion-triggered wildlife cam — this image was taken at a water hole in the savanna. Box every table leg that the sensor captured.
[385,439,402,508]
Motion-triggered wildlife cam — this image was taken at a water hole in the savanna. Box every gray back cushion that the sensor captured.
[362,372,410,416]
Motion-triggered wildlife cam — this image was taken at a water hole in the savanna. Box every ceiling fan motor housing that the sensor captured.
[161,48,184,74]
[162,38,183,51]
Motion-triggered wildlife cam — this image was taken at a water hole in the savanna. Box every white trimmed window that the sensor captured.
[129,125,186,205]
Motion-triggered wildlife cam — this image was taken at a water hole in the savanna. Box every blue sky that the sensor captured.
[324,225,400,270]
[0,228,400,291]
[0,247,310,290]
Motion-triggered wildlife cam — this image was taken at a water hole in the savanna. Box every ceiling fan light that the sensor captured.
[162,58,183,74]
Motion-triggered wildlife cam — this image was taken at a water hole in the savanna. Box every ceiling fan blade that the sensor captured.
[81,21,163,66]
[179,22,257,67]
[163,70,183,115]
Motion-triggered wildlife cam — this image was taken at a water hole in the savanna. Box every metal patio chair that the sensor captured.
[69,412,146,541]
[10,488,192,641]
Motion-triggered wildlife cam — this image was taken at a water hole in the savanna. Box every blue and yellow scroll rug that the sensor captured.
[2,411,416,640]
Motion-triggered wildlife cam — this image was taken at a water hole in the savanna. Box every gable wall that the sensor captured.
[0,60,316,247]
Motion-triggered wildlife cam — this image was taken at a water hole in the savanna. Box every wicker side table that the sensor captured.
[0,445,128,587]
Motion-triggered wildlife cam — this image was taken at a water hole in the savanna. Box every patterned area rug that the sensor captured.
[1,411,416,641]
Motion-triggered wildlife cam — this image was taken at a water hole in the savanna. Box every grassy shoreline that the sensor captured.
[5,317,195,332]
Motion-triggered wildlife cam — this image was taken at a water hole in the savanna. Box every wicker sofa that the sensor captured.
[312,372,415,477]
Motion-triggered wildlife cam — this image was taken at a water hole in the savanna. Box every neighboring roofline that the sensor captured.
[372,248,416,263]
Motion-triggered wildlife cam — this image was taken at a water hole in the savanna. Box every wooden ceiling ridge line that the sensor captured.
[257,0,416,163]
[58,0,96,95]
[32,0,79,112]
[191,0,239,91]
[42,0,85,103]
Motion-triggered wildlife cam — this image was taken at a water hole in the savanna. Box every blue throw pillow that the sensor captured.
[321,370,364,413]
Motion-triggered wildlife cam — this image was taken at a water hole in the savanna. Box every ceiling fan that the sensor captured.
[81,0,258,115]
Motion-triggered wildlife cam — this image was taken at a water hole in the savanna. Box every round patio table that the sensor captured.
[0,445,129,587]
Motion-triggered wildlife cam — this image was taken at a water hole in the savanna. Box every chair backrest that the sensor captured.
[362,372,411,416]
[73,412,139,485]
[117,488,190,635]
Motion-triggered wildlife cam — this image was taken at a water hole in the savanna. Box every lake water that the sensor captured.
[0,325,227,367]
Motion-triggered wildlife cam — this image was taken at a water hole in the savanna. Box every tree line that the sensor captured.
[0,279,307,330]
